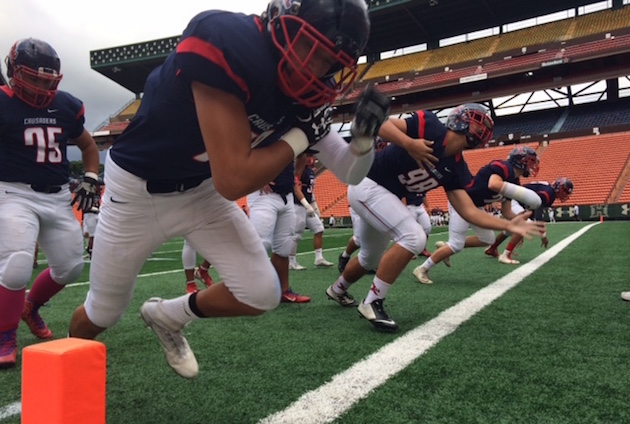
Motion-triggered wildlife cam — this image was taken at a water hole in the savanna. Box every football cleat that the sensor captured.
[498,253,520,264]
[484,247,499,257]
[338,253,350,274]
[140,297,198,378]
[412,266,433,285]
[325,285,357,307]
[194,267,213,288]
[357,299,398,331]
[281,289,311,303]
[21,299,53,339]
[314,258,334,267]
[289,262,307,271]
[435,241,451,267]
[185,282,199,294]
[0,329,17,369]
[621,292,630,301]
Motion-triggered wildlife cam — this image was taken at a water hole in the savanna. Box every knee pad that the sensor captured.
[243,273,281,311]
[447,240,464,254]
[357,252,380,273]
[51,260,84,285]
[274,237,294,258]
[1,251,34,290]
[478,233,496,246]
[397,231,427,256]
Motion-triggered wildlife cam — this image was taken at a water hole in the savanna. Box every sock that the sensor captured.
[422,258,436,271]
[199,265,209,272]
[27,268,64,306]
[332,276,352,294]
[161,293,203,327]
[341,251,350,259]
[289,255,297,266]
[0,286,26,330]
[505,242,517,256]
[365,277,391,304]
[315,248,324,262]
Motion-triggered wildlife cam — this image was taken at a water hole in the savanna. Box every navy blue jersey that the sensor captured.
[405,192,426,207]
[270,161,295,196]
[367,110,472,198]
[294,166,315,204]
[0,86,85,186]
[523,182,556,208]
[110,11,298,181]
[465,159,518,207]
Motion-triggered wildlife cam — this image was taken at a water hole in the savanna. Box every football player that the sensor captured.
[414,146,543,284]
[0,38,100,368]
[485,177,574,264]
[248,162,311,303]
[68,0,390,378]
[325,104,545,332]
[181,239,213,294]
[289,154,334,270]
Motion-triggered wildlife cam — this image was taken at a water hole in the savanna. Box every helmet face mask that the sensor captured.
[6,38,62,109]
[265,0,369,107]
[446,103,494,148]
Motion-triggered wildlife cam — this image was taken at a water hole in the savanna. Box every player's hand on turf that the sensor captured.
[71,174,98,212]
[349,86,390,155]
[294,104,333,148]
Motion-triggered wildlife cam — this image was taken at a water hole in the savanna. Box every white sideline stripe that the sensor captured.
[0,402,20,421]
[259,223,597,424]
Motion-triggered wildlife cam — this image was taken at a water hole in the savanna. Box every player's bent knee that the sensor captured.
[398,232,427,256]
[358,254,379,273]
[1,251,34,290]
[52,260,84,285]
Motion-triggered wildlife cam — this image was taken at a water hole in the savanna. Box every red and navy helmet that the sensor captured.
[507,146,539,177]
[446,103,494,148]
[264,0,369,107]
[5,38,62,108]
[552,177,573,202]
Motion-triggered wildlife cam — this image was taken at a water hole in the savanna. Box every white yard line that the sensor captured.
[258,223,597,424]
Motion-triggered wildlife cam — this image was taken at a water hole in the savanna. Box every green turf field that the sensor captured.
[1,221,629,423]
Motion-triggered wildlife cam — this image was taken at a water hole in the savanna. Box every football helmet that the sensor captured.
[552,177,573,202]
[5,38,62,108]
[507,146,539,177]
[263,0,369,107]
[446,103,494,148]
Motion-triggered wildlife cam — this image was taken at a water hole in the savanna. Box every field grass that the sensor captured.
[1,221,629,423]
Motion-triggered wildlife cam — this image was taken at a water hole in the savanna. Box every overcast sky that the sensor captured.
[1,0,268,132]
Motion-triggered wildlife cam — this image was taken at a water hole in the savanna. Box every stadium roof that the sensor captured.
[366,0,600,53]
[90,0,603,94]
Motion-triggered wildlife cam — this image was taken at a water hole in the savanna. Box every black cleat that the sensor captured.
[357,299,398,331]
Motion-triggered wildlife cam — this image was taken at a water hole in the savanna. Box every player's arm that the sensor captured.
[499,199,517,220]
[193,82,298,200]
[72,129,100,175]
[313,131,374,185]
[378,118,437,168]
[447,189,545,239]
[488,174,541,209]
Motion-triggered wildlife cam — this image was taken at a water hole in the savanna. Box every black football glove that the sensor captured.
[294,103,333,149]
[350,85,391,154]
[71,173,98,212]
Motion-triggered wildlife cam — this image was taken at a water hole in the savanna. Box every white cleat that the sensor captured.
[314,259,333,267]
[498,253,520,264]
[434,241,451,267]
[289,262,307,271]
[412,266,433,284]
[140,297,199,379]
[621,292,630,301]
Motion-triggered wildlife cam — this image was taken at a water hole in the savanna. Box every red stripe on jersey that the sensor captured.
[540,191,551,206]
[177,37,250,102]
[76,104,85,120]
[0,86,14,97]
[416,110,426,139]
[491,160,509,178]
